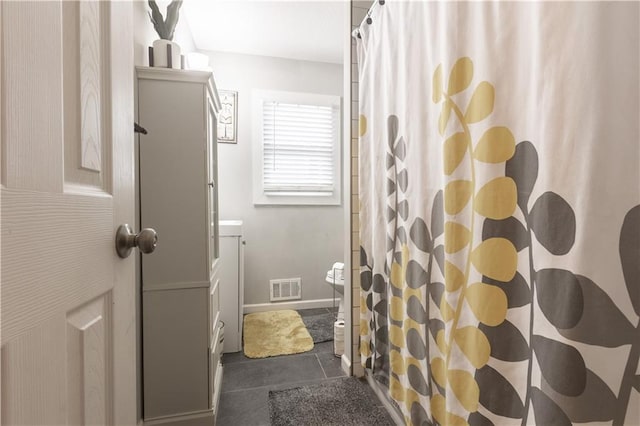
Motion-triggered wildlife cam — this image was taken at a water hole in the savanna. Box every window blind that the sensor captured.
[262,101,337,193]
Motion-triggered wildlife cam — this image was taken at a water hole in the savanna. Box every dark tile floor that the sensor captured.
[217,308,349,426]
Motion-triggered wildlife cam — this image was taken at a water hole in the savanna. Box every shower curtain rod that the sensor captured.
[355,0,385,39]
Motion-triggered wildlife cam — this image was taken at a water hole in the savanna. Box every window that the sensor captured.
[253,90,341,205]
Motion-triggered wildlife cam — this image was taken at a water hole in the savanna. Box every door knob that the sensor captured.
[115,224,158,258]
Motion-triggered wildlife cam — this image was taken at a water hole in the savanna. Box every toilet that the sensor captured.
[325,262,345,320]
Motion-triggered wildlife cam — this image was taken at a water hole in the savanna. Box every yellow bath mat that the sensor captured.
[243,310,314,358]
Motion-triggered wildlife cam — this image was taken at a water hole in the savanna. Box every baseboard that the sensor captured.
[352,361,365,377]
[365,371,405,426]
[143,409,214,426]
[341,353,351,376]
[243,298,337,314]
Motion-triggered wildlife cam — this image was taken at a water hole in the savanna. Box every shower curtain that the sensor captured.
[356,2,639,425]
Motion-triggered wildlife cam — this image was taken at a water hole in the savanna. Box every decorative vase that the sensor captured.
[152,39,181,69]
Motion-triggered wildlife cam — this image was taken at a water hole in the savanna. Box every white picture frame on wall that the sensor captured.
[218,90,238,143]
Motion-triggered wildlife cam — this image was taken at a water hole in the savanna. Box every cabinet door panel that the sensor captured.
[206,96,220,278]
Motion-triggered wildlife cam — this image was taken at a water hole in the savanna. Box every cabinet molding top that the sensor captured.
[136,66,221,112]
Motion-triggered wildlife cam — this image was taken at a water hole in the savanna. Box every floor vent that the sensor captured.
[270,278,302,302]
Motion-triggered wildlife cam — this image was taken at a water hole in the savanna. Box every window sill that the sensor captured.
[253,192,341,206]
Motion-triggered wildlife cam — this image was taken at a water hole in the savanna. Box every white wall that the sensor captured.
[202,50,344,305]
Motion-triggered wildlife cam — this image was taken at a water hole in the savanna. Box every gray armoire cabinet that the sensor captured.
[137,67,223,425]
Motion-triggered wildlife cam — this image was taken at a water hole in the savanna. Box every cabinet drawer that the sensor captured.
[210,323,224,410]
[210,278,220,346]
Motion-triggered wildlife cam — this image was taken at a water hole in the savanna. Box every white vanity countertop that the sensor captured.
[219,220,243,237]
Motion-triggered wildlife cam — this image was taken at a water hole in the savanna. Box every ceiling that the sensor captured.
[183,1,345,64]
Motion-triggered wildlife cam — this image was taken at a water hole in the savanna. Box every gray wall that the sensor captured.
[202,50,344,305]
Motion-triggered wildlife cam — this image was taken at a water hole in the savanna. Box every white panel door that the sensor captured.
[1,1,136,425]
